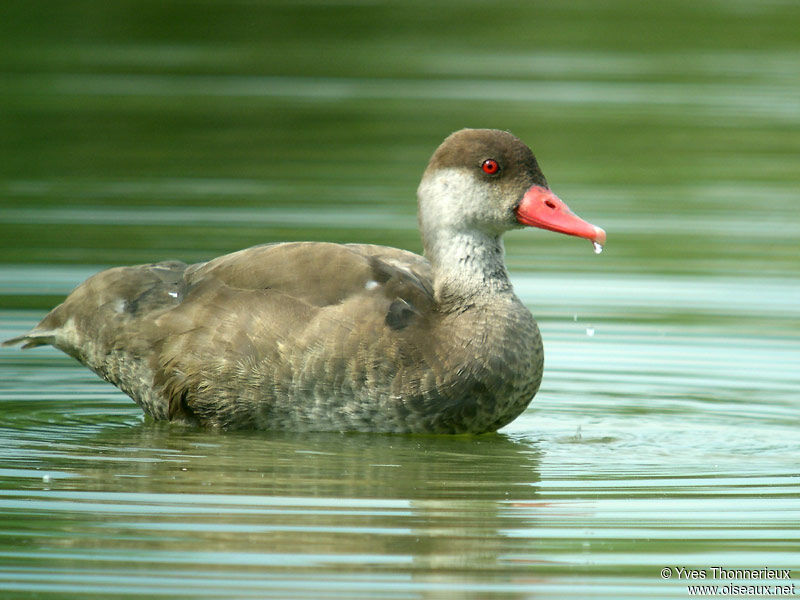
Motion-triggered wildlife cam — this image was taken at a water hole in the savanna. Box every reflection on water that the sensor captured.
[2,0,800,597]
[1,409,544,597]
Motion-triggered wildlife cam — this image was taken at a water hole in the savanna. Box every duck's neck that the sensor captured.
[425,228,513,306]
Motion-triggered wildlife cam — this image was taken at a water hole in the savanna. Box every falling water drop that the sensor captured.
[592,241,603,254]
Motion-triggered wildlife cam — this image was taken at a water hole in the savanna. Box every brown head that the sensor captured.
[417,128,605,248]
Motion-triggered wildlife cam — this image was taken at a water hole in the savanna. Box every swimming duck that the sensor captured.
[4,129,605,433]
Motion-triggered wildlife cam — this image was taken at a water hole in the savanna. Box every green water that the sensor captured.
[1,1,799,598]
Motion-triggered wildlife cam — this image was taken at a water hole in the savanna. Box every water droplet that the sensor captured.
[592,241,603,254]
[586,327,595,337]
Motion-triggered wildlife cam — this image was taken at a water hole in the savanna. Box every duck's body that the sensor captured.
[4,129,604,433]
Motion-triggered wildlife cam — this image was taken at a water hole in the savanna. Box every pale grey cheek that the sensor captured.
[419,170,493,232]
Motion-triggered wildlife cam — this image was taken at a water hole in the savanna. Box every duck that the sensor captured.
[3,129,605,434]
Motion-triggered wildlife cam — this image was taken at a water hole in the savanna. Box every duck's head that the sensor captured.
[417,128,605,249]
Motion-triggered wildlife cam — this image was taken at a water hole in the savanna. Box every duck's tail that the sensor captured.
[2,329,57,350]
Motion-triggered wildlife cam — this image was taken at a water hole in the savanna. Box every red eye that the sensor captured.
[481,159,500,175]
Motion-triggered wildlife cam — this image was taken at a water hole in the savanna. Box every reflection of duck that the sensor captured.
[58,425,543,598]
[4,129,604,433]
[83,425,543,500]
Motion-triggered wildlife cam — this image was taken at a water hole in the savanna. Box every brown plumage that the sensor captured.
[3,129,605,433]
